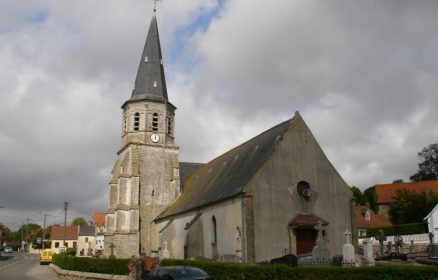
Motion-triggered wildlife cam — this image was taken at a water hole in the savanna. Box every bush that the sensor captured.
[53,254,130,275]
[161,259,438,280]
[367,223,426,237]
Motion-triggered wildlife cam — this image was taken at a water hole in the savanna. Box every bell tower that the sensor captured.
[105,11,180,258]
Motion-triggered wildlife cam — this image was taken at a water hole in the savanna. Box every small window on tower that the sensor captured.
[144,56,148,62]
[153,81,158,88]
[167,117,172,135]
[134,112,140,131]
[152,113,158,132]
[123,116,127,133]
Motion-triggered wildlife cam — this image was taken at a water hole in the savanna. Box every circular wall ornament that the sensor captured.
[297,181,312,200]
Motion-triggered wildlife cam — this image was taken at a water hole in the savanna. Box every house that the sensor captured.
[424,204,438,243]
[93,212,106,234]
[104,10,354,261]
[76,226,96,257]
[375,180,438,218]
[93,212,106,255]
[354,205,391,238]
[50,226,78,254]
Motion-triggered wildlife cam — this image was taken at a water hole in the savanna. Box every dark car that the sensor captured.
[145,266,214,280]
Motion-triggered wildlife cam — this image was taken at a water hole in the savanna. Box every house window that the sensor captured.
[152,113,158,132]
[85,237,89,242]
[365,210,370,221]
[211,216,217,245]
[55,242,59,248]
[73,242,77,248]
[134,112,140,131]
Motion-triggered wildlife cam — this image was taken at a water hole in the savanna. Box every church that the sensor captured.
[104,11,354,262]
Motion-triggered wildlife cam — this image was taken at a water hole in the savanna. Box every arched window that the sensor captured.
[211,216,217,245]
[133,112,140,131]
[152,113,158,132]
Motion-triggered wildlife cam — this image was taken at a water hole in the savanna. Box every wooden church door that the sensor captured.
[296,228,317,255]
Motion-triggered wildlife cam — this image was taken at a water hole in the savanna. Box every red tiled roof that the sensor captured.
[50,226,78,240]
[354,205,392,228]
[93,212,105,227]
[375,180,438,204]
[289,213,329,227]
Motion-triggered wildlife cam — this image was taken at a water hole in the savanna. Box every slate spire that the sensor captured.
[128,12,168,104]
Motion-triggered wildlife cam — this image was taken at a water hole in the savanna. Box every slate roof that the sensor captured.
[124,13,170,107]
[354,205,391,228]
[79,225,96,236]
[375,180,438,204]
[179,162,204,189]
[51,226,78,240]
[156,116,294,221]
[289,213,329,227]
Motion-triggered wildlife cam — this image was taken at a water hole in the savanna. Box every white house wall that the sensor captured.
[156,197,242,260]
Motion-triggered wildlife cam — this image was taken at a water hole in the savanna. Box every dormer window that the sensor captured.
[134,112,140,131]
[365,209,371,221]
[152,113,158,132]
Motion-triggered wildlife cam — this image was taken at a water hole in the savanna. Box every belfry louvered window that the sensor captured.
[152,113,158,132]
[134,112,140,131]
[167,116,172,135]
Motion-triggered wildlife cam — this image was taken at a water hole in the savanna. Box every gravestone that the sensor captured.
[109,242,116,259]
[342,229,355,263]
[362,239,375,266]
[311,221,330,262]
[376,229,386,256]
[162,240,170,259]
[271,254,297,266]
[409,240,414,253]
[386,241,392,255]
[394,235,403,255]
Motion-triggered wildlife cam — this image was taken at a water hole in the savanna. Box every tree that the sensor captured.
[388,189,438,224]
[410,143,438,181]
[351,186,368,205]
[363,186,379,213]
[71,217,88,226]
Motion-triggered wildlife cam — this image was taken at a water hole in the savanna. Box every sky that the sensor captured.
[0,0,437,230]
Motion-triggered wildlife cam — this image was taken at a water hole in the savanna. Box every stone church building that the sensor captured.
[105,12,354,262]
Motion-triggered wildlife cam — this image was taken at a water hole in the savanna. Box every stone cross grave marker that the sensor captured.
[312,221,330,262]
[109,242,116,259]
[376,229,386,256]
[342,229,355,263]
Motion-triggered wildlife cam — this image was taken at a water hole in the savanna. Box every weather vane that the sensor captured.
[153,0,162,12]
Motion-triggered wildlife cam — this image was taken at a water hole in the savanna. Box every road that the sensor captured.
[0,252,59,280]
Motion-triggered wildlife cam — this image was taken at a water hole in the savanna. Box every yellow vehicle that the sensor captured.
[40,249,54,265]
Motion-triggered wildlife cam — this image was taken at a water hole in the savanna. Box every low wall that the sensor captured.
[50,264,131,280]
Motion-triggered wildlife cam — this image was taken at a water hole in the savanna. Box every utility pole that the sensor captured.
[25,218,29,252]
[63,200,69,249]
[42,214,47,250]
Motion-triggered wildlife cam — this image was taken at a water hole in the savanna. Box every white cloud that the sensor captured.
[1,0,438,229]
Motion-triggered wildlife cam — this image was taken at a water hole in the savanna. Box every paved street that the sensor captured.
[0,252,58,280]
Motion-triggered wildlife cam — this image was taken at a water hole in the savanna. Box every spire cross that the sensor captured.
[153,0,162,12]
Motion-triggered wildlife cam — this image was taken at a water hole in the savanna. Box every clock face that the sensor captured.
[150,133,160,143]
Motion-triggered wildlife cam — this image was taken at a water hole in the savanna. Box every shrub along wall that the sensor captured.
[366,223,426,237]
[53,254,130,275]
[161,259,438,280]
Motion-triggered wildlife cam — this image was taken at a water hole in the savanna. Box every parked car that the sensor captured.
[3,247,13,253]
[40,249,54,265]
[145,266,214,280]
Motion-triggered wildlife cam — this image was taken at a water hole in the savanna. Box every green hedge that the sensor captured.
[53,254,130,275]
[161,259,438,280]
[367,223,426,237]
